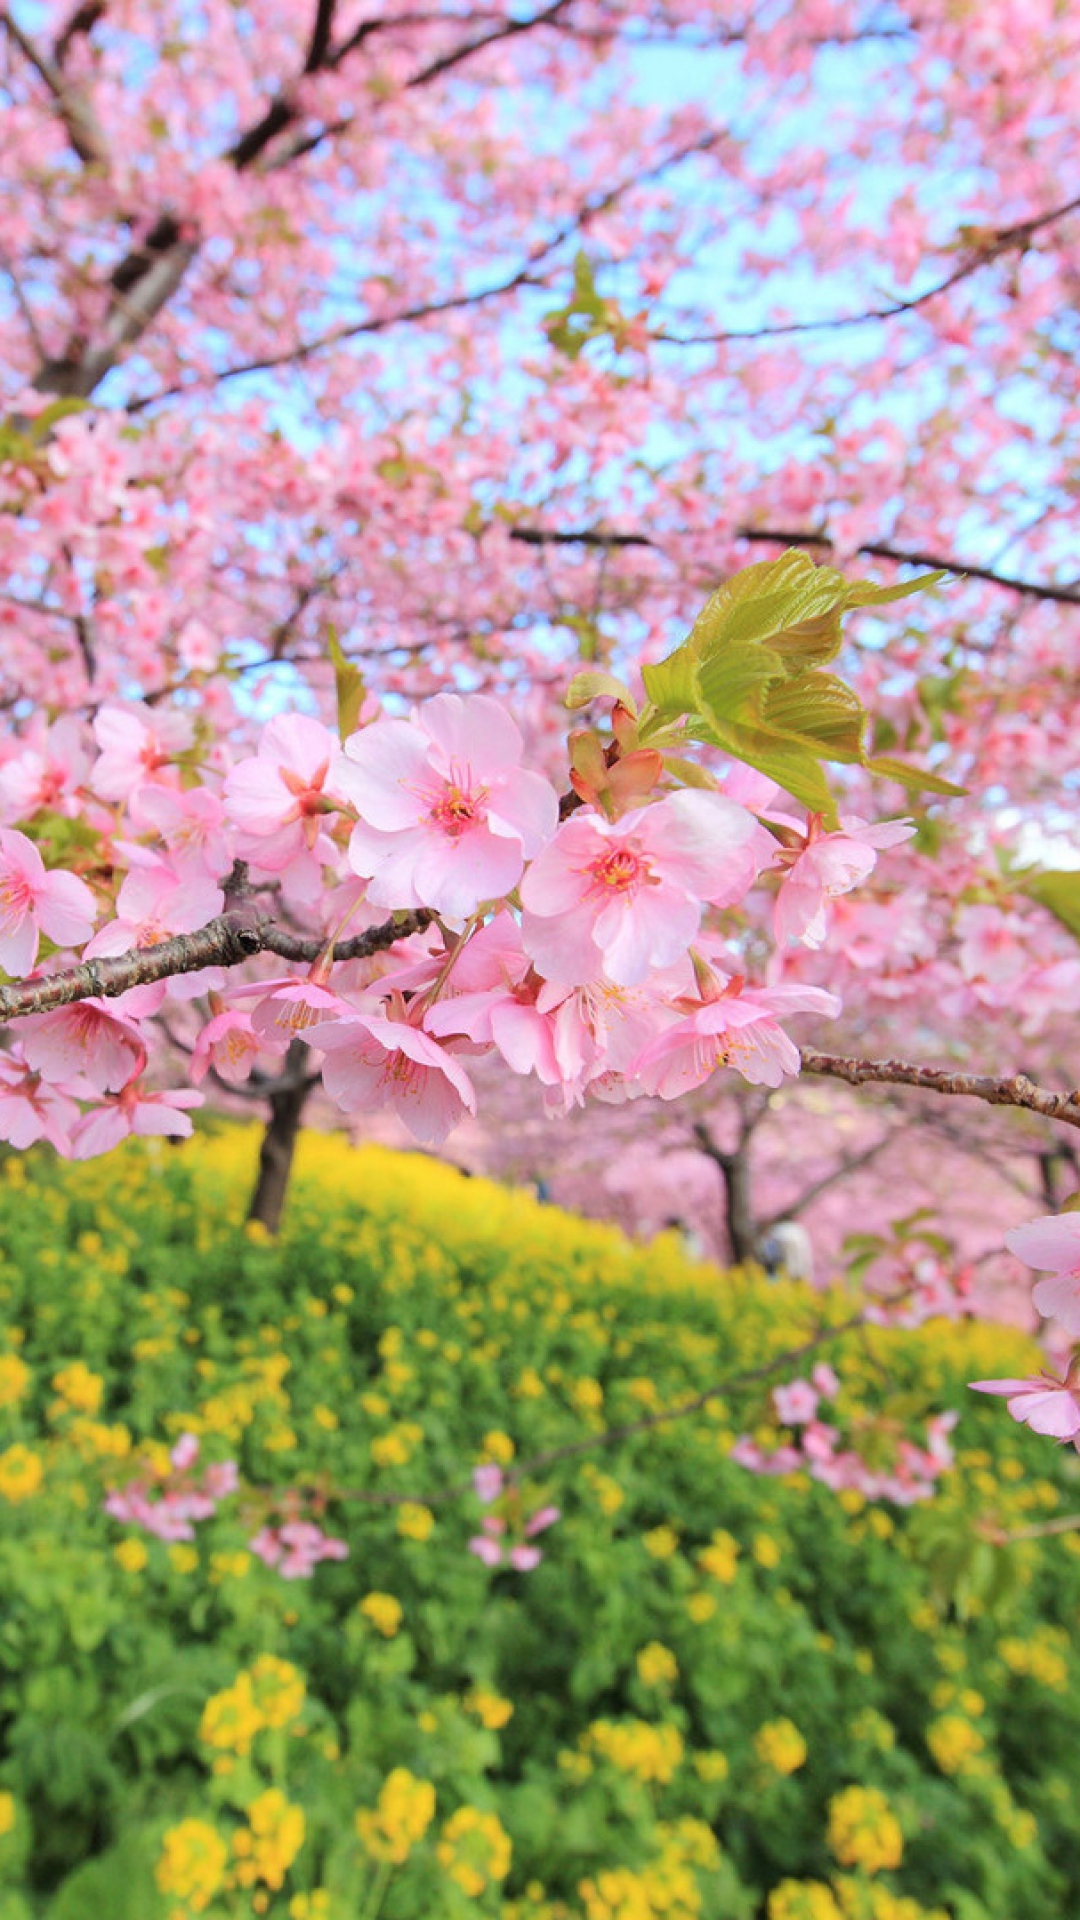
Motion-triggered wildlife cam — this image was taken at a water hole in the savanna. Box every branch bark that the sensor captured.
[0,907,433,1023]
[800,1049,1080,1133]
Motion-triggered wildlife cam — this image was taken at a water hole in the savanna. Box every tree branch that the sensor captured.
[800,1048,1080,1133]
[0,908,433,1023]
[1,4,109,165]
[508,523,1080,607]
[656,189,1080,346]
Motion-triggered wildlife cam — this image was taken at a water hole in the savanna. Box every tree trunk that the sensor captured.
[717,1138,758,1266]
[247,1040,313,1235]
[693,1120,759,1266]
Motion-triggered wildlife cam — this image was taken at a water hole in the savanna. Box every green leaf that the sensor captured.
[759,672,866,762]
[641,646,700,717]
[565,670,636,715]
[1023,868,1080,943]
[695,638,783,723]
[691,714,839,824]
[864,755,967,797]
[328,631,364,743]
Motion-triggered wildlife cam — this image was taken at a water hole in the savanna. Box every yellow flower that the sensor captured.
[250,1655,306,1728]
[234,1787,306,1891]
[371,1430,414,1468]
[827,1787,903,1875]
[692,1750,729,1783]
[754,1718,808,1775]
[437,1805,512,1897]
[481,1429,516,1463]
[156,1818,229,1912]
[396,1502,435,1541]
[926,1715,984,1776]
[313,1404,339,1430]
[698,1529,740,1583]
[356,1769,436,1865]
[753,1533,781,1569]
[687,1591,717,1623]
[51,1360,104,1414]
[115,1538,148,1574]
[0,1444,43,1503]
[767,1880,843,1920]
[587,1719,684,1784]
[199,1673,264,1756]
[0,1792,16,1837]
[291,1893,332,1919]
[643,1525,679,1560]
[168,1544,199,1574]
[636,1642,678,1688]
[465,1688,514,1730]
[0,1353,29,1407]
[360,1591,403,1637]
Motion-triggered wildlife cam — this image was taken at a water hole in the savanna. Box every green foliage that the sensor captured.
[1020,868,1080,944]
[639,554,962,823]
[0,1130,1076,1919]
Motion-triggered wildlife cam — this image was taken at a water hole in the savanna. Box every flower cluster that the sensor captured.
[0,668,914,1158]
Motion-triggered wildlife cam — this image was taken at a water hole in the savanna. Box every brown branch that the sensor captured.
[53,2,106,65]
[508,523,1080,608]
[0,908,433,1023]
[125,128,721,411]
[657,189,1080,346]
[800,1049,1080,1133]
[1,4,109,164]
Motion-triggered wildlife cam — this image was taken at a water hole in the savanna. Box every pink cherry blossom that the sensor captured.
[0,829,97,976]
[0,1050,81,1153]
[1005,1214,1080,1335]
[309,1006,476,1146]
[191,1004,261,1084]
[249,1521,349,1579]
[19,1000,146,1093]
[70,1081,203,1158]
[473,1464,505,1502]
[84,861,223,956]
[773,1379,819,1425]
[223,714,345,871]
[773,814,915,948]
[520,791,767,987]
[91,705,194,802]
[630,979,840,1098]
[339,693,559,920]
[468,1533,505,1567]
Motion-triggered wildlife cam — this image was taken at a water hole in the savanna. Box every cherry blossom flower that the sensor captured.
[309,1006,476,1145]
[630,979,839,1098]
[19,999,146,1093]
[0,717,92,821]
[83,860,223,957]
[0,1050,81,1152]
[773,1379,819,1425]
[91,704,194,802]
[249,1521,348,1578]
[223,714,346,871]
[0,828,97,976]
[960,1367,1076,1443]
[520,791,768,987]
[1004,1214,1080,1335]
[339,693,559,920]
[70,1081,203,1158]
[191,1004,261,1085]
[773,814,915,948]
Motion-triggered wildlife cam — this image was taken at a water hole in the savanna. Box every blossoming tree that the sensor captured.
[2,0,1080,1431]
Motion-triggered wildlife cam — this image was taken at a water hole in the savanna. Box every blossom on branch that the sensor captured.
[339,694,559,920]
